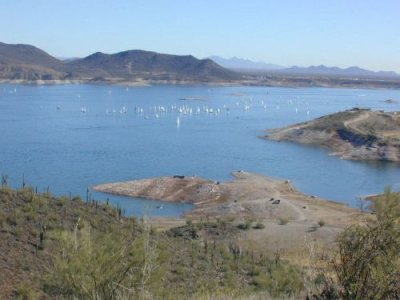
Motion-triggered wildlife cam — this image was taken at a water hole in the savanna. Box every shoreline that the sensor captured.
[265,109,400,162]
[93,171,371,252]
[93,171,364,224]
[1,78,400,90]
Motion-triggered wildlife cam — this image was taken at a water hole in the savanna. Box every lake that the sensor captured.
[1,83,399,217]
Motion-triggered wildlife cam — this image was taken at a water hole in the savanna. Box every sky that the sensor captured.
[1,0,400,72]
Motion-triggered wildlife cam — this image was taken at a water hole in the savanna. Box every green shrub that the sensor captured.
[278,217,289,225]
[7,209,22,226]
[251,265,304,296]
[15,283,37,300]
[55,196,68,207]
[253,222,265,229]
[50,221,165,299]
[71,195,82,202]
[0,209,5,227]
[320,188,400,299]
[0,186,12,196]
[237,221,251,230]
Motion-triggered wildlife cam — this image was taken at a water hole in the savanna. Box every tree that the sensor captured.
[50,220,162,300]
[332,188,400,299]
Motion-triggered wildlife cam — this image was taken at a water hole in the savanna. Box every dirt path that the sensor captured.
[344,111,370,135]
[280,197,307,221]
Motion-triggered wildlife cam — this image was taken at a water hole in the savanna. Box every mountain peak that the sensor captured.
[0,42,241,82]
[67,49,241,81]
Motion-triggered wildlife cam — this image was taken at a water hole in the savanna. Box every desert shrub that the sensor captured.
[17,186,35,197]
[7,208,23,226]
[14,226,24,238]
[0,209,5,227]
[1,187,308,299]
[15,282,37,300]
[317,220,325,227]
[168,224,199,239]
[55,196,68,207]
[224,215,236,223]
[71,195,82,202]
[320,188,400,299]
[251,264,304,297]
[0,185,12,196]
[21,203,38,222]
[237,221,251,230]
[253,222,265,229]
[49,220,164,299]
[278,217,289,225]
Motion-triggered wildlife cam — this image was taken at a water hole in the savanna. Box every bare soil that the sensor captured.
[93,171,369,253]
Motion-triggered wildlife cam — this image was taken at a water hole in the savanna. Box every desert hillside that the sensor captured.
[265,108,400,162]
[0,42,241,82]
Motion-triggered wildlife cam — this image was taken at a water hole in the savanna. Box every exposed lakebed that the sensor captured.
[1,84,400,216]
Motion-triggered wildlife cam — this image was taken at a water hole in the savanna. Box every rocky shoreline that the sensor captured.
[93,171,368,251]
[265,108,400,162]
[93,171,362,224]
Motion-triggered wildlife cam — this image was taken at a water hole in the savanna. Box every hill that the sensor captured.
[0,42,241,83]
[265,108,400,162]
[0,178,397,298]
[69,50,241,82]
[0,42,67,80]
[0,185,306,299]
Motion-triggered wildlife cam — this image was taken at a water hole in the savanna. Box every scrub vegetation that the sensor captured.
[0,183,399,299]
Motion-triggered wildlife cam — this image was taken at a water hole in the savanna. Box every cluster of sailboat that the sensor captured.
[76,92,312,127]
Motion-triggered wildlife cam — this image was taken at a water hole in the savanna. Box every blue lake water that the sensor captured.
[1,84,399,217]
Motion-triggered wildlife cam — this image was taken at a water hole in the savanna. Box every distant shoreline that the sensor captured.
[2,42,400,90]
[1,78,400,90]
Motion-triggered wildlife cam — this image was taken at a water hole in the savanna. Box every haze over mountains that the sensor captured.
[208,56,285,71]
[277,65,400,78]
[209,55,400,79]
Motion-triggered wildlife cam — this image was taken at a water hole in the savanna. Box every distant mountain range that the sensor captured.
[277,65,400,78]
[0,42,240,82]
[208,56,285,71]
[1,42,399,84]
[209,56,399,79]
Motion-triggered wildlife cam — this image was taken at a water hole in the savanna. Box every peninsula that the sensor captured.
[265,108,400,162]
[93,171,364,251]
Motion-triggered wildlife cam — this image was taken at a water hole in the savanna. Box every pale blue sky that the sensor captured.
[1,0,399,71]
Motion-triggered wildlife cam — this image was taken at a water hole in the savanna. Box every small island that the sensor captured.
[265,108,400,162]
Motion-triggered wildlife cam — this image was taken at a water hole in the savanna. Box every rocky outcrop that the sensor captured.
[265,109,400,162]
